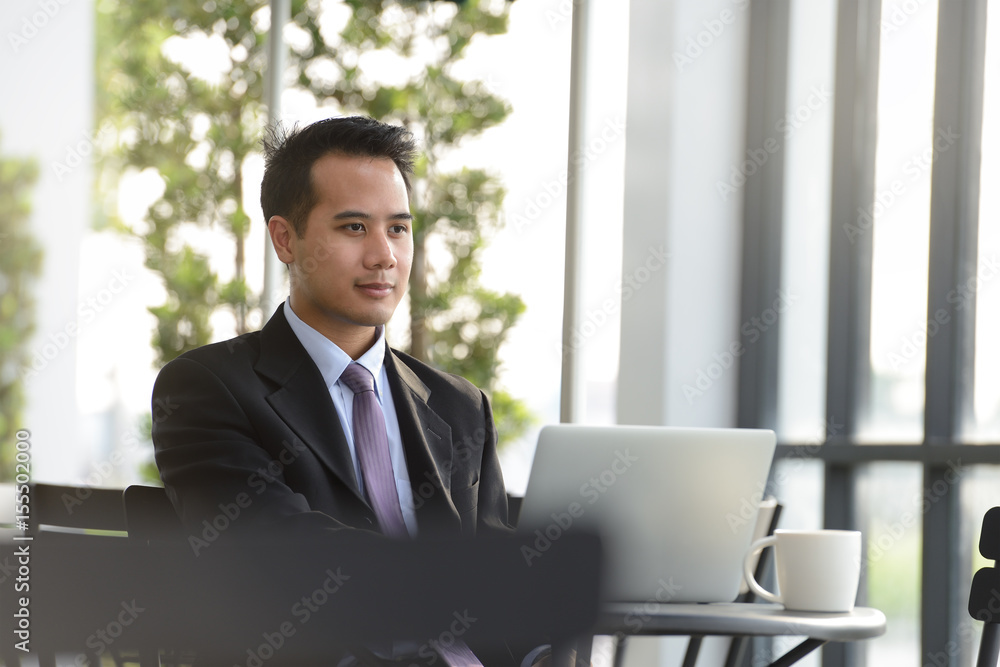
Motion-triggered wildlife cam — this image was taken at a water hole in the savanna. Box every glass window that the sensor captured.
[861,0,940,442]
[971,3,1000,441]
[860,462,923,664]
[776,0,837,443]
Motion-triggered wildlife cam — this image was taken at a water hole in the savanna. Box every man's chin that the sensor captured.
[342,308,398,329]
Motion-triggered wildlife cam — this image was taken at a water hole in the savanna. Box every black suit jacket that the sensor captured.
[151,305,512,543]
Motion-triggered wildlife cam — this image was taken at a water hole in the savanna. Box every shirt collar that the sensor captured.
[282,298,387,398]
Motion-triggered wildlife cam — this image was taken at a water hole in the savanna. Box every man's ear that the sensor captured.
[268,216,296,264]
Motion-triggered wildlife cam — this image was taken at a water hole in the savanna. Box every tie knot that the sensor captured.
[340,363,375,395]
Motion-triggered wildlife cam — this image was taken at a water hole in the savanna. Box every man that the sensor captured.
[152,115,510,540]
[151,116,521,664]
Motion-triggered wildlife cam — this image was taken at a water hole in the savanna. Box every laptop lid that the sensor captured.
[516,424,777,603]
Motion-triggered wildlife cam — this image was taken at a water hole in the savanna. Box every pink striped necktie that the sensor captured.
[340,362,408,538]
[339,363,483,667]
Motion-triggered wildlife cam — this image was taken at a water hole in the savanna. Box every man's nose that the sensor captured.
[365,231,396,269]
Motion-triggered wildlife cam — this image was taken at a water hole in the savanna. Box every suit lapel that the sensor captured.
[384,349,461,533]
[255,306,366,506]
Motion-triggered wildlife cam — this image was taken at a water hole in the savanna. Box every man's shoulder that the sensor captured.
[388,348,483,401]
[160,330,264,376]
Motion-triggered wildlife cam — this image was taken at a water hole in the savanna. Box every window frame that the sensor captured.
[738,1,991,665]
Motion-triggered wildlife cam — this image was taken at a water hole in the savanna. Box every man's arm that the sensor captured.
[474,389,515,537]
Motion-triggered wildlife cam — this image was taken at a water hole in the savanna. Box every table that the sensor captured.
[557,602,886,667]
[1,531,603,664]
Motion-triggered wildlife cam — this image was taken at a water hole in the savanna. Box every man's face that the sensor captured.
[274,152,412,344]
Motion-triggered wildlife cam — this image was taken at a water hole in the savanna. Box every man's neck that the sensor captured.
[286,301,380,360]
[328,327,379,361]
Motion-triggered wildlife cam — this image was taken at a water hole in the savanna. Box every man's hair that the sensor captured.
[260,116,417,236]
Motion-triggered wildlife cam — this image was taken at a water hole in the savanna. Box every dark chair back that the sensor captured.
[507,493,522,526]
[970,507,1000,667]
[2,484,132,667]
[123,484,183,544]
[32,482,128,534]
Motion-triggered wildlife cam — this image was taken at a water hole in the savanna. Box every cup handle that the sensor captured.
[744,535,781,604]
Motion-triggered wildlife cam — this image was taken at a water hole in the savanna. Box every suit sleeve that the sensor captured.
[474,389,516,538]
[151,356,358,542]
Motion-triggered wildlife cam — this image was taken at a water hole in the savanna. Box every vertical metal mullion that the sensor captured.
[737,0,790,434]
[922,1,988,664]
[824,0,882,665]
[737,6,792,663]
[560,0,591,424]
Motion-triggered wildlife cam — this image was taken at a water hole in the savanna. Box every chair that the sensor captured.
[122,484,189,667]
[1,483,136,667]
[31,481,129,535]
[123,484,184,545]
[969,507,1000,667]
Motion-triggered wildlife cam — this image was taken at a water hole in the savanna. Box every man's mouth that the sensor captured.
[356,282,394,298]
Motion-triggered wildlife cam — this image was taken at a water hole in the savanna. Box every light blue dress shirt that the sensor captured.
[283,299,418,537]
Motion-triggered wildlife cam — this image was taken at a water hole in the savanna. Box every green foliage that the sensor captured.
[292,0,532,442]
[96,0,532,446]
[0,134,42,480]
[96,0,267,365]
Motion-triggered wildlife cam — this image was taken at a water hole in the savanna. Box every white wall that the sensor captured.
[618,0,749,428]
[0,0,94,481]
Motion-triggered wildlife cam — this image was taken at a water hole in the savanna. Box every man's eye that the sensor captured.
[346,223,364,231]
[391,225,409,234]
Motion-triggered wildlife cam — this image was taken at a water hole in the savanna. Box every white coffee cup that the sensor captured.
[743,529,862,612]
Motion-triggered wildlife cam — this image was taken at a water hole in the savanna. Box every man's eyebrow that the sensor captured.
[333,210,370,220]
[333,210,413,221]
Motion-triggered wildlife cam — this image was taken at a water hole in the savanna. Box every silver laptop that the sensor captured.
[517,424,777,603]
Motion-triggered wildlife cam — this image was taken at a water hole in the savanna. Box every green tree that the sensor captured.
[290,0,531,439]
[0,134,43,480]
[95,0,266,365]
[96,0,532,445]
